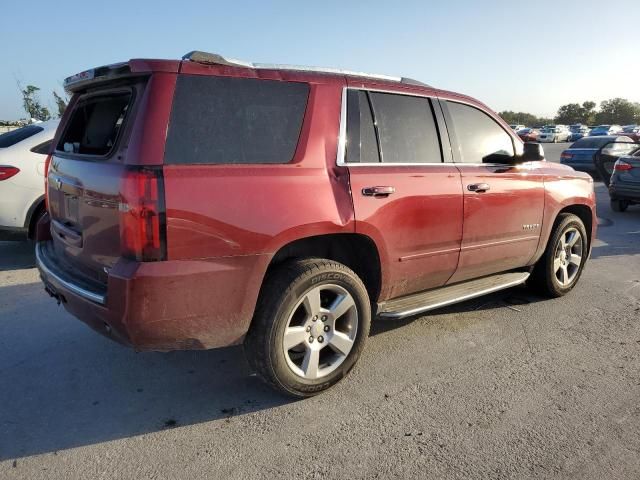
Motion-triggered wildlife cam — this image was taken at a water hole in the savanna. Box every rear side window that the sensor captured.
[446,101,514,163]
[346,90,380,163]
[164,76,309,165]
[0,125,43,148]
[57,92,131,156]
[369,92,442,164]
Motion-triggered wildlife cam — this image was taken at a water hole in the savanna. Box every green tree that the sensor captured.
[595,98,640,125]
[52,90,68,117]
[20,84,51,121]
[498,111,552,127]
[554,100,597,125]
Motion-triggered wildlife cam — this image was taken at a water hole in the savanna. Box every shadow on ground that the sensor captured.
[0,280,291,461]
[0,241,35,272]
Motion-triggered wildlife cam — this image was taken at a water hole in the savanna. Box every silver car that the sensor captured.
[538,125,571,143]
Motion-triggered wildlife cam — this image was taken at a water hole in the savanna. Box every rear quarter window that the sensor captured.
[164,75,309,165]
[0,125,44,148]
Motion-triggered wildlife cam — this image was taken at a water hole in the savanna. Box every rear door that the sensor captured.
[47,78,148,285]
[343,86,463,300]
[440,99,545,284]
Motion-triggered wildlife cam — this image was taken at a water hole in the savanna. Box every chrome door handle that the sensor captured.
[467,183,490,193]
[362,186,395,197]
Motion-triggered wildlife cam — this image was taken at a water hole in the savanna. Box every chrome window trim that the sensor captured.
[35,243,106,305]
[336,86,452,168]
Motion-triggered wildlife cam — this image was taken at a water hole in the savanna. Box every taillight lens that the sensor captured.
[119,167,166,261]
[44,154,52,208]
[560,152,573,160]
[613,160,633,172]
[0,166,20,181]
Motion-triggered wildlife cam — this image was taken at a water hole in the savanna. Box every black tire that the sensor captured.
[529,213,588,298]
[244,258,371,398]
[611,199,628,213]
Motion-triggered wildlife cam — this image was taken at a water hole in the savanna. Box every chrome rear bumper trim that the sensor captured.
[35,243,106,305]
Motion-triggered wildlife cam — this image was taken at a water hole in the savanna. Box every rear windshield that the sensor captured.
[0,125,43,148]
[56,92,131,156]
[572,137,615,148]
[164,75,309,165]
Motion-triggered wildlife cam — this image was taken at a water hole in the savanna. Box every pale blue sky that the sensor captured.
[1,0,639,120]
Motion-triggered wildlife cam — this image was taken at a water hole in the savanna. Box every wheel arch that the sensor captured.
[556,204,593,252]
[24,195,45,240]
[265,233,382,304]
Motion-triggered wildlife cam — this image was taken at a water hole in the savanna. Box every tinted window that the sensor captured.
[446,101,514,163]
[165,76,309,165]
[345,90,380,163]
[369,92,442,164]
[572,137,617,148]
[30,139,53,155]
[0,125,43,148]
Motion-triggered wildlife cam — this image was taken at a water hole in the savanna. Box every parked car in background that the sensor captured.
[35,51,596,397]
[568,124,590,142]
[589,125,623,136]
[510,124,526,132]
[538,125,571,143]
[0,120,58,240]
[518,127,539,142]
[621,125,640,141]
[560,135,635,174]
[592,139,640,211]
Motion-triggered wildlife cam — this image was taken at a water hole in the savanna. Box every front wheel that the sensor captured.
[244,258,371,397]
[529,213,588,297]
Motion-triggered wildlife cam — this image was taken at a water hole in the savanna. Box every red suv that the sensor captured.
[36,51,596,397]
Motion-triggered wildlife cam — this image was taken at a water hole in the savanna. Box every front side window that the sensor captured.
[446,101,514,163]
[164,76,309,165]
[368,92,442,164]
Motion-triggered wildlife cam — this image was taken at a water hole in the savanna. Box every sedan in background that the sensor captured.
[538,125,571,143]
[0,120,58,240]
[517,127,539,142]
[510,124,526,132]
[568,124,590,142]
[589,125,623,136]
[621,125,640,141]
[560,135,635,174]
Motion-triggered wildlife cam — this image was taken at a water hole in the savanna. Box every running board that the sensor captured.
[378,271,530,319]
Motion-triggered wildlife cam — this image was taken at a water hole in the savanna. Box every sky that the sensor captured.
[1,0,639,120]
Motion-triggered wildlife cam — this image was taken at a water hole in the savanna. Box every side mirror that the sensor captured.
[522,142,545,161]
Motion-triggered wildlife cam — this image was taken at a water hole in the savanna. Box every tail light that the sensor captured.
[613,160,633,172]
[44,154,52,208]
[0,166,20,181]
[560,152,573,160]
[119,167,167,261]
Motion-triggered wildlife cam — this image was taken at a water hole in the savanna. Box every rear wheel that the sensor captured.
[529,213,588,297]
[244,258,371,397]
[611,199,628,212]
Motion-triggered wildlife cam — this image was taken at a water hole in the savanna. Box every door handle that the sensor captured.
[362,186,395,197]
[467,183,490,193]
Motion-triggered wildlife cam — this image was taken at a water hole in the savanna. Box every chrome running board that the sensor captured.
[378,271,530,319]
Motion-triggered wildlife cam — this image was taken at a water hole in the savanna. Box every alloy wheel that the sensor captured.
[282,284,358,380]
[553,227,584,287]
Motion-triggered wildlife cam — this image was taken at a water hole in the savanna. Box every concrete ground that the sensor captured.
[1,143,639,479]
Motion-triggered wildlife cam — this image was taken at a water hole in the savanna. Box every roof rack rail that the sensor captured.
[182,51,431,87]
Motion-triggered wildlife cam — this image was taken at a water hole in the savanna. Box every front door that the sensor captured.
[440,99,545,284]
[342,86,463,300]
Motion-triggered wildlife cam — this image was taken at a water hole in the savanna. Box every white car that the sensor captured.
[510,124,526,132]
[538,125,571,143]
[0,120,59,240]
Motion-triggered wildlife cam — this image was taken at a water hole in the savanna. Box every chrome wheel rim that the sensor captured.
[553,227,584,287]
[282,284,358,380]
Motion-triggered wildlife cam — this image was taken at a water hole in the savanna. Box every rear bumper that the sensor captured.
[0,226,28,241]
[610,182,640,201]
[36,240,270,351]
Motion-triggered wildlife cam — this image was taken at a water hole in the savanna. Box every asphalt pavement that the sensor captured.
[1,143,638,479]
